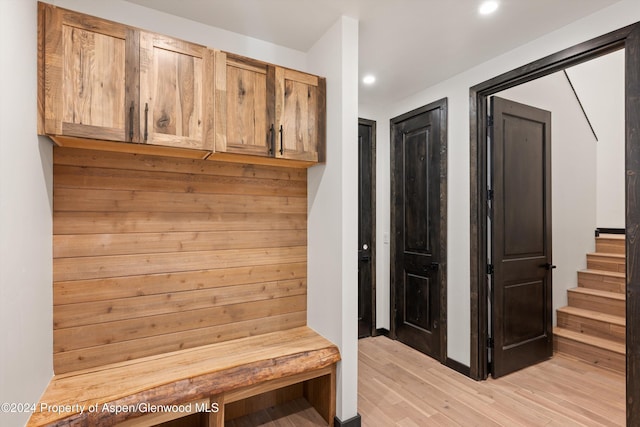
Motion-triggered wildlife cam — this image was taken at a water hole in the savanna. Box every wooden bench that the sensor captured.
[27,327,340,426]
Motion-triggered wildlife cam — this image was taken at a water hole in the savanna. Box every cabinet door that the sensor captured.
[214,52,275,157]
[140,33,214,150]
[41,4,138,142]
[275,68,326,162]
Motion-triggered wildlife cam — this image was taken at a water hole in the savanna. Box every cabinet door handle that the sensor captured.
[269,124,274,155]
[128,102,135,142]
[144,103,149,143]
[279,125,284,155]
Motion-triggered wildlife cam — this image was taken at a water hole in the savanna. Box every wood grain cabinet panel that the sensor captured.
[140,33,213,150]
[41,3,139,142]
[214,51,326,163]
[275,68,326,162]
[214,52,275,156]
[40,3,213,152]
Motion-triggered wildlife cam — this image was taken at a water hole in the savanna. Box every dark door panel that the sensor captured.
[491,96,553,378]
[358,119,376,339]
[391,99,447,361]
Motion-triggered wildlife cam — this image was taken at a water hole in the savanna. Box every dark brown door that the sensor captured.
[358,119,376,338]
[391,100,447,360]
[490,96,553,378]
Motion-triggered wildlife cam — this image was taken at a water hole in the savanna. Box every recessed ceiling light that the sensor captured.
[479,0,499,16]
[362,75,376,85]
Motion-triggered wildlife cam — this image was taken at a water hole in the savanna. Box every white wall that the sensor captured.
[0,2,53,426]
[369,0,640,366]
[567,50,625,229]
[497,72,597,324]
[308,17,360,422]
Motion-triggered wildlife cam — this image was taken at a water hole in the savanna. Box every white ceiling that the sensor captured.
[125,0,622,105]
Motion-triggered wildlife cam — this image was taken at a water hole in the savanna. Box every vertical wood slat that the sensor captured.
[53,147,308,374]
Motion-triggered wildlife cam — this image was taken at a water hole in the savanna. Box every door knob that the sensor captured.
[359,243,370,262]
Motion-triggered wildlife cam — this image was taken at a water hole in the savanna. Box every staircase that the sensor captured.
[553,234,626,373]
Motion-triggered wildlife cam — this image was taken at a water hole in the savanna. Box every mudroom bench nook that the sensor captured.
[33,2,336,426]
[28,327,339,426]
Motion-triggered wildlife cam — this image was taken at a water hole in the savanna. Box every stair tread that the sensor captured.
[596,234,625,240]
[553,327,625,354]
[587,252,625,259]
[557,306,625,326]
[579,269,625,278]
[568,286,626,300]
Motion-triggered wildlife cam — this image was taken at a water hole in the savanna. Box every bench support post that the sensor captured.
[303,364,336,426]
[206,394,224,427]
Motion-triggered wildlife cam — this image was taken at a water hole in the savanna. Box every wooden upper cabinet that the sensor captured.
[40,3,138,142]
[214,51,326,163]
[214,52,275,157]
[275,68,326,162]
[140,33,214,151]
[39,3,325,165]
[39,3,213,152]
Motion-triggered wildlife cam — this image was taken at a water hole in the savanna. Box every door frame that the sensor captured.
[390,98,448,363]
[358,117,377,337]
[469,21,640,424]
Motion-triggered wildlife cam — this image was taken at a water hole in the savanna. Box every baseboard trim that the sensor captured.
[374,328,390,337]
[335,414,362,427]
[445,357,471,377]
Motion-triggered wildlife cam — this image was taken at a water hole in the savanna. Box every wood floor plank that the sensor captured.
[357,336,625,426]
[209,336,624,426]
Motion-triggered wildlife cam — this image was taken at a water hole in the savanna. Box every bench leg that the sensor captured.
[205,394,224,427]
[303,364,336,426]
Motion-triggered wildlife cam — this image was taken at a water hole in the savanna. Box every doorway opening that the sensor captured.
[469,22,640,425]
[487,50,625,378]
[358,118,377,338]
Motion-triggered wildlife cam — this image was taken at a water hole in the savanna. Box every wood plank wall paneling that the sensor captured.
[53,147,308,374]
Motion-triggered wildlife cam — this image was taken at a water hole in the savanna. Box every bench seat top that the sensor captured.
[28,326,340,426]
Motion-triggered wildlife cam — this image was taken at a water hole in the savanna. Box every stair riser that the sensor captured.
[568,292,625,317]
[596,240,625,255]
[554,335,625,373]
[556,312,625,344]
[577,272,625,294]
[586,255,625,273]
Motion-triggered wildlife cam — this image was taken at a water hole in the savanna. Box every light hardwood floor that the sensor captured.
[228,335,625,426]
[359,336,624,426]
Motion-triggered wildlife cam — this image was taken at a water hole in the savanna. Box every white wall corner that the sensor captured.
[307,15,359,423]
[0,2,54,426]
